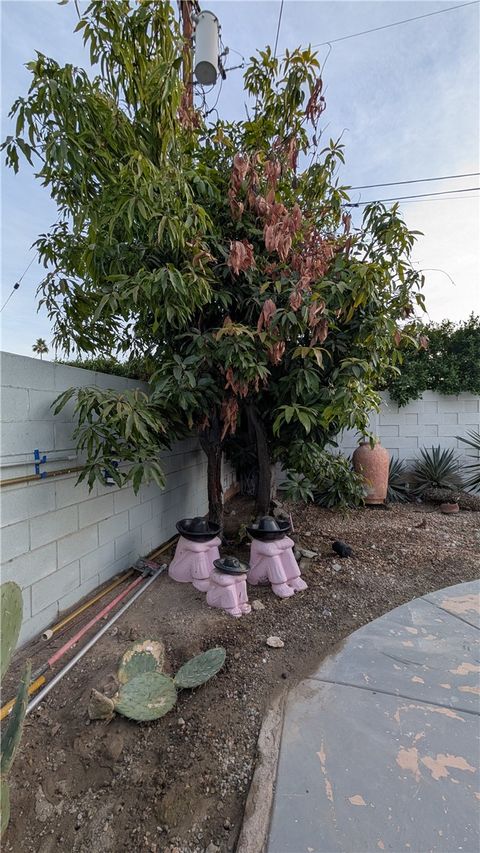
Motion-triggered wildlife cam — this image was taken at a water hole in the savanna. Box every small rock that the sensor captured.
[205,844,220,853]
[322,608,332,617]
[224,819,231,830]
[178,717,185,727]
[299,548,317,559]
[234,652,241,660]
[266,636,284,648]
[252,599,265,611]
[331,561,342,573]
[293,548,302,560]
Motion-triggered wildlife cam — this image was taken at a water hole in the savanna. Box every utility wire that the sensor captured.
[312,1,478,48]
[349,171,480,190]
[273,0,284,59]
[394,194,480,204]
[0,255,36,313]
[345,186,480,207]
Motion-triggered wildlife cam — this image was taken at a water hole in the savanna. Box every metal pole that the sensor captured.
[179,0,199,109]
[26,566,165,715]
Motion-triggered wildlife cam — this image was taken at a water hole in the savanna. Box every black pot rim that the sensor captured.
[176,518,221,541]
[246,518,291,541]
[213,557,248,575]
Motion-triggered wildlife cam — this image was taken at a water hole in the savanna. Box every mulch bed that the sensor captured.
[3,498,479,853]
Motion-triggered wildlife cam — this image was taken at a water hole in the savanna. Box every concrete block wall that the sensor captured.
[337,391,480,465]
[0,352,233,645]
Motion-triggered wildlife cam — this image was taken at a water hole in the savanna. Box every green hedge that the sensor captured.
[57,356,154,382]
[386,314,480,406]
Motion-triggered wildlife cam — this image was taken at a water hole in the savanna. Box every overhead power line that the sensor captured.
[345,186,480,207]
[312,1,479,48]
[349,171,480,190]
[273,0,284,59]
[0,255,36,313]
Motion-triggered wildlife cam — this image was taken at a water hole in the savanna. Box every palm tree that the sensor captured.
[32,338,49,360]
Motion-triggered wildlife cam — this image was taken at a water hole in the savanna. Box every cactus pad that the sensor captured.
[88,689,116,721]
[0,660,31,777]
[1,582,23,681]
[114,672,177,721]
[117,640,165,685]
[174,647,226,689]
[1,778,10,837]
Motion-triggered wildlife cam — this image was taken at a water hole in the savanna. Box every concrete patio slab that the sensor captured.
[310,594,480,713]
[267,581,480,853]
[424,581,480,630]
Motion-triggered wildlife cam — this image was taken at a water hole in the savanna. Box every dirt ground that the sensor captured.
[3,498,480,853]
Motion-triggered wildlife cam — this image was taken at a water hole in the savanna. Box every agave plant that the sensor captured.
[457,429,480,491]
[411,446,464,495]
[387,458,410,503]
[0,583,31,836]
[89,643,226,723]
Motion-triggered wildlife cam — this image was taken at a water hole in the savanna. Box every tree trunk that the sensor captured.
[199,414,224,526]
[247,404,272,516]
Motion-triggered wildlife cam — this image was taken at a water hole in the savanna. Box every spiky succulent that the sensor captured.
[411,446,464,495]
[387,458,410,503]
[0,582,31,836]
[457,429,480,491]
[89,642,226,723]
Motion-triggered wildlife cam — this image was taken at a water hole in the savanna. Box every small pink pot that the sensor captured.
[440,502,460,514]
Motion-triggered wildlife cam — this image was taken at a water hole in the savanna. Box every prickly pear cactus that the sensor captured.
[117,640,165,685]
[0,582,28,837]
[114,672,177,722]
[88,689,116,722]
[0,661,31,776]
[174,647,226,689]
[0,779,9,837]
[1,582,23,681]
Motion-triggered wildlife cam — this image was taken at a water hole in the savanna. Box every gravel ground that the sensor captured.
[3,499,479,853]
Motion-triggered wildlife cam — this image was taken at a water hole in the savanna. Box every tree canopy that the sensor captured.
[3,0,426,520]
[385,314,480,406]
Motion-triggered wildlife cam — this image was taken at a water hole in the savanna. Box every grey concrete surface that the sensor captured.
[267,581,480,853]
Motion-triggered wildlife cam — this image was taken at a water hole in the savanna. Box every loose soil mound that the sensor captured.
[3,501,479,853]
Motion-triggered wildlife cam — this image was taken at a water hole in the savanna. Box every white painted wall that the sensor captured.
[0,352,235,645]
[337,390,480,465]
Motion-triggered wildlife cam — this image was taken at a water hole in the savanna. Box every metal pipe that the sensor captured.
[0,455,77,470]
[26,567,165,714]
[1,572,147,719]
[42,569,134,640]
[0,465,85,488]
[47,574,145,668]
[0,676,46,721]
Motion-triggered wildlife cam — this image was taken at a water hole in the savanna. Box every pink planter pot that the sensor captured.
[440,502,460,514]
[352,441,390,505]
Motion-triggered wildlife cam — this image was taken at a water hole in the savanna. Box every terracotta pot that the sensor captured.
[440,502,459,515]
[352,441,390,505]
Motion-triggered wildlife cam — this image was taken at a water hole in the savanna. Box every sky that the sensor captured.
[1,0,479,358]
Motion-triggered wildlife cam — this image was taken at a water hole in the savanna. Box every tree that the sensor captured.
[32,338,49,359]
[4,1,425,523]
[385,314,480,406]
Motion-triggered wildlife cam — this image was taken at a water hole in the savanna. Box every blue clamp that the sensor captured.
[34,448,47,478]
